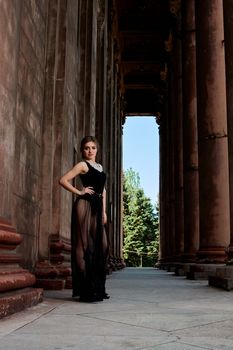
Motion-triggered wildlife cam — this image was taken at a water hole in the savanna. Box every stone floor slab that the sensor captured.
[1,268,233,350]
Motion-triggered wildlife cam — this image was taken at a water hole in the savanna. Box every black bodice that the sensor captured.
[79,161,106,195]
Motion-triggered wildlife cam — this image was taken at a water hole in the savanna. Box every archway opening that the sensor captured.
[122,116,160,267]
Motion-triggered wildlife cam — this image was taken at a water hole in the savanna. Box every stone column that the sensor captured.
[223,0,233,260]
[0,1,42,316]
[95,0,109,164]
[84,0,97,135]
[174,17,184,262]
[182,0,199,262]
[195,0,230,262]
[167,73,176,262]
[106,36,115,269]
[39,0,67,261]
[77,0,87,137]
[158,105,168,264]
[37,0,71,290]
[95,7,105,150]
[76,0,98,137]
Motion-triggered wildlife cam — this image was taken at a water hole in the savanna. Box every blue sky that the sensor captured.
[122,117,160,204]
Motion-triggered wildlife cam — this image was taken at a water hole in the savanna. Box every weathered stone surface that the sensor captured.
[0,221,22,249]
[0,254,22,264]
[0,272,36,293]
[216,266,233,278]
[195,0,230,262]
[208,266,233,291]
[36,279,65,290]
[35,261,71,278]
[0,287,43,319]
[0,218,42,317]
[209,275,233,291]
[35,260,71,290]
[187,264,225,280]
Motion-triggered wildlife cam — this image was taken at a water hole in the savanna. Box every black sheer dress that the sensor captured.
[71,161,108,301]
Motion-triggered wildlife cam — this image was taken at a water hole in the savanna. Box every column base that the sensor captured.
[186,263,225,280]
[108,256,125,271]
[0,218,43,318]
[226,244,233,261]
[35,234,72,290]
[0,268,36,292]
[174,263,196,276]
[208,266,233,291]
[197,246,228,263]
[35,260,71,290]
[0,287,43,319]
[181,253,197,263]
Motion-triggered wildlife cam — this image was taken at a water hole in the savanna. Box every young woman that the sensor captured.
[59,136,109,302]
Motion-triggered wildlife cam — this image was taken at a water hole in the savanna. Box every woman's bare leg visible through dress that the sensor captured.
[73,199,106,301]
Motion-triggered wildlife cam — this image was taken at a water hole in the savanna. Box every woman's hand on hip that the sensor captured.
[79,186,94,196]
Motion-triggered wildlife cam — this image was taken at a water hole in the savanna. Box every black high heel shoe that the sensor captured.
[79,293,103,302]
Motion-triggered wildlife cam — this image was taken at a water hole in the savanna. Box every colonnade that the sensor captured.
[159,0,232,273]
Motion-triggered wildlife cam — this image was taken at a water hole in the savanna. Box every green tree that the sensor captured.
[123,168,159,267]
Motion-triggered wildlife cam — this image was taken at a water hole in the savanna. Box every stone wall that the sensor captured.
[0,0,20,221]
[14,0,48,268]
[0,0,48,268]
[0,0,124,282]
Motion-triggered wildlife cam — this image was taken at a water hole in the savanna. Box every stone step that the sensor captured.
[186,264,225,280]
[209,275,233,291]
[0,287,43,319]
[208,266,233,291]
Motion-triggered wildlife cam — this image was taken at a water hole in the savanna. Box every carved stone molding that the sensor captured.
[0,218,43,318]
[169,0,181,17]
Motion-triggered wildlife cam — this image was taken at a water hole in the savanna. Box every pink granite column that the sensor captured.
[195,0,230,262]
[167,75,176,262]
[223,0,233,260]
[37,0,71,289]
[182,0,199,262]
[158,104,170,264]
[174,18,184,262]
[0,1,43,317]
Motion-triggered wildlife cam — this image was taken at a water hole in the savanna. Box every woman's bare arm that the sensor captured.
[59,161,94,196]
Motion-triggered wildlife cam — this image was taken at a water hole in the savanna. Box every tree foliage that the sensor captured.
[123,168,159,267]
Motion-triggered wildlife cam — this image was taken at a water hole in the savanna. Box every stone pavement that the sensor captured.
[1,267,233,350]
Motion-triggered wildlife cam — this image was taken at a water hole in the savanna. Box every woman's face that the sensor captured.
[82,141,97,161]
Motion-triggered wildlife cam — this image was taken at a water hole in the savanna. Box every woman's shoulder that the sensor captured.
[74,161,89,174]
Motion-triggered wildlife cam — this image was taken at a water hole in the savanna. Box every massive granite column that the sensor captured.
[166,71,176,262]
[208,0,233,289]
[95,1,106,155]
[223,0,233,260]
[173,17,184,262]
[0,0,43,316]
[37,0,72,289]
[182,0,199,262]
[195,0,230,262]
[84,0,97,135]
[77,0,98,136]
[158,104,169,264]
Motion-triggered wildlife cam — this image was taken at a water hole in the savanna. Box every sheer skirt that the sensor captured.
[71,197,108,298]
